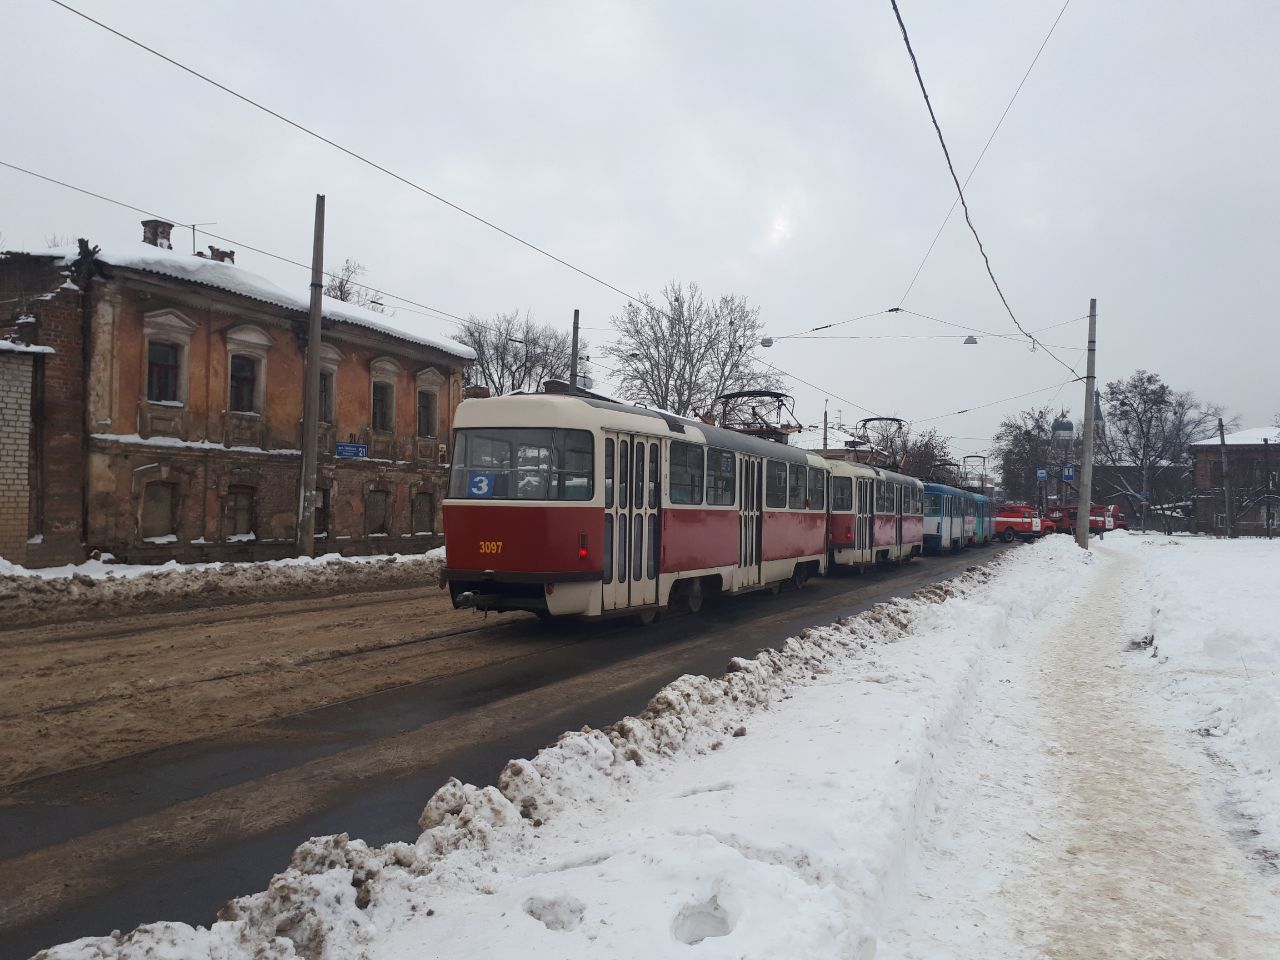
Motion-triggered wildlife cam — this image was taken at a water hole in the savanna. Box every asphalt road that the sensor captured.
[2,544,1012,959]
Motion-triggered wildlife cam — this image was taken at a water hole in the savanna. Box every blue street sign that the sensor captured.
[335,442,369,459]
[1063,464,1075,482]
[1037,468,1048,482]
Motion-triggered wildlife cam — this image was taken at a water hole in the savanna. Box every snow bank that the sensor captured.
[33,537,1091,960]
[0,548,445,627]
[1112,533,1280,853]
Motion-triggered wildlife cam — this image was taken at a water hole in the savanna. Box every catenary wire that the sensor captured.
[45,0,659,311]
[897,0,1073,305]
[887,0,1078,379]
[912,379,1079,424]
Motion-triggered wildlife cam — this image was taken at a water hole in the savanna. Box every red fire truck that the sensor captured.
[992,503,1043,542]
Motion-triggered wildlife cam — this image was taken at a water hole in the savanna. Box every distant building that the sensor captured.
[1189,427,1280,536]
[0,220,473,567]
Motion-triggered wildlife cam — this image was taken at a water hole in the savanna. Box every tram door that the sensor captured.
[737,454,763,589]
[602,432,659,612]
[855,478,873,556]
[895,484,904,554]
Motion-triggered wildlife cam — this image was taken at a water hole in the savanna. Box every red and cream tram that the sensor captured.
[825,460,924,570]
[443,393,831,620]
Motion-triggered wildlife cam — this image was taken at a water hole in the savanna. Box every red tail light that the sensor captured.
[846,529,853,541]
[578,533,588,559]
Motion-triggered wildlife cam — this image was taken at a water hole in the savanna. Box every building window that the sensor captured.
[315,488,330,536]
[319,370,335,424]
[147,341,182,404]
[367,490,390,535]
[224,485,255,537]
[140,482,177,540]
[412,491,435,534]
[417,390,437,438]
[372,382,394,432]
[229,355,259,413]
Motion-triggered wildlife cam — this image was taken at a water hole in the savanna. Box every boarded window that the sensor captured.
[147,341,181,403]
[416,390,437,438]
[788,463,806,510]
[669,441,704,505]
[319,371,335,423]
[372,382,394,432]
[412,491,435,534]
[224,485,255,537]
[367,490,390,535]
[229,355,257,412]
[765,459,788,509]
[706,448,735,506]
[831,476,854,511]
[140,482,176,539]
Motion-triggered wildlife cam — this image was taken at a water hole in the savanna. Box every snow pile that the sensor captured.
[1117,533,1280,852]
[34,537,1092,960]
[0,548,445,627]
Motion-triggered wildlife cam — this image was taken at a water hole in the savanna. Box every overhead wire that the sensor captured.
[912,379,1078,424]
[897,0,1073,305]
[887,0,1078,380]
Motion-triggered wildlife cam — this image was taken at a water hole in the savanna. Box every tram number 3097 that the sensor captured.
[478,540,504,555]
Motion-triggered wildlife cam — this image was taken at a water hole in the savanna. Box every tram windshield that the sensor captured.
[450,428,594,501]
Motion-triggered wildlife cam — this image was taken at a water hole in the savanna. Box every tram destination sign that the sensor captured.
[335,442,369,459]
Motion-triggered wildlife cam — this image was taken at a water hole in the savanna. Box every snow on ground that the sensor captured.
[0,548,445,627]
[31,535,1280,959]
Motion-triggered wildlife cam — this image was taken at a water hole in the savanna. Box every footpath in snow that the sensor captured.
[34,534,1280,959]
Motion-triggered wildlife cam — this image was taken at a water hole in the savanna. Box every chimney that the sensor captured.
[206,245,235,264]
[141,219,174,249]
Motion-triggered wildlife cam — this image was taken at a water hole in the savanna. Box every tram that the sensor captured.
[826,459,924,570]
[443,393,831,621]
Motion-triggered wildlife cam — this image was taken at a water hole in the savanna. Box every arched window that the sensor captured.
[224,325,272,414]
[370,357,402,434]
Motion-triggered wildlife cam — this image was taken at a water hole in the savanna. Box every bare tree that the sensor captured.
[45,233,75,249]
[453,311,583,395]
[991,405,1060,503]
[1096,370,1232,522]
[324,258,387,313]
[604,281,781,418]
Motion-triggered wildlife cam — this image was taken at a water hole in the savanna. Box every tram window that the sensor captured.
[603,515,613,583]
[633,441,646,510]
[765,460,788,508]
[706,448,735,506]
[647,513,657,579]
[925,493,941,515]
[604,438,614,509]
[619,440,630,508]
[831,476,853,511]
[632,514,643,582]
[449,428,594,501]
[617,513,628,582]
[648,444,658,509]
[788,464,806,510]
[669,441,705,505]
[808,467,825,511]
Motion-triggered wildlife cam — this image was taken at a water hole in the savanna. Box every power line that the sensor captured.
[46,0,654,310]
[898,0,1073,305]
[887,0,1078,379]
[912,379,1079,424]
[772,309,893,340]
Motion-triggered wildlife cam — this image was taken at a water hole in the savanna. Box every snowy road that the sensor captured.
[880,537,1280,958]
[4,545,1002,960]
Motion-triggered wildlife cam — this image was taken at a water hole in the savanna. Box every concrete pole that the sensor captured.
[297,194,326,555]
[1265,437,1273,539]
[1075,299,1098,548]
[1219,417,1236,538]
[568,308,580,396]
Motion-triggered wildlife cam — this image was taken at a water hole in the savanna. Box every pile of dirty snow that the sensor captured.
[34,536,1093,960]
[0,548,445,627]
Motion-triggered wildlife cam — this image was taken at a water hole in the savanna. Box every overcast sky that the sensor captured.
[4,0,1277,458]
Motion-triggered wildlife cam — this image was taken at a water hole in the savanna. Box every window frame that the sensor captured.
[765,459,788,509]
[705,448,736,506]
[787,463,807,510]
[228,354,260,414]
[807,466,825,511]
[142,309,196,408]
[831,475,854,512]
[371,380,395,433]
[668,440,705,506]
[223,324,271,414]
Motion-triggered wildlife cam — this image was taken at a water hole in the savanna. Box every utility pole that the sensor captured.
[1218,417,1236,538]
[568,308,580,396]
[823,401,829,450]
[1265,437,1274,540]
[1075,298,1098,549]
[297,194,325,555]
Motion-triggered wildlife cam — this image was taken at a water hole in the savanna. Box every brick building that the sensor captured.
[0,221,473,567]
[1189,427,1280,536]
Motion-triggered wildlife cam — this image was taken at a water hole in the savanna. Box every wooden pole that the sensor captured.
[1075,299,1097,549]
[297,194,325,555]
[568,308,580,396]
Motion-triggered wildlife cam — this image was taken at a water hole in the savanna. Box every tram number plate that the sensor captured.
[478,540,504,554]
[467,471,496,498]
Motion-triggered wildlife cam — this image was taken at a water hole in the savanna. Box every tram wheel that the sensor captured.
[680,578,705,614]
[633,608,659,626]
[791,565,810,590]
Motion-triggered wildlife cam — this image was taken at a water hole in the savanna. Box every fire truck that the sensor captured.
[992,503,1043,542]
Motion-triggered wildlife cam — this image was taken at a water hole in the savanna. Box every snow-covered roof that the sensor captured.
[3,244,474,361]
[1190,427,1280,447]
[0,339,54,355]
